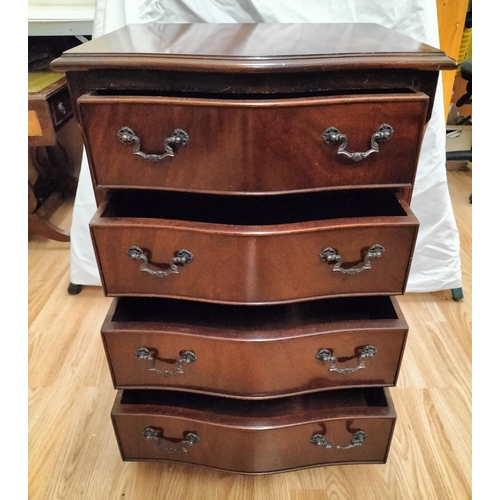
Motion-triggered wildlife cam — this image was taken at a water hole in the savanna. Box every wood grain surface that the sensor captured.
[91,190,418,304]
[51,23,456,73]
[111,388,396,473]
[79,93,428,194]
[28,169,471,498]
[102,296,408,398]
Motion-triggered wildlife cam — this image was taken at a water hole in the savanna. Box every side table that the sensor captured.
[28,71,76,242]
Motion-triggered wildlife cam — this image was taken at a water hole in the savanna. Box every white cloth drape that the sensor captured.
[69,0,462,293]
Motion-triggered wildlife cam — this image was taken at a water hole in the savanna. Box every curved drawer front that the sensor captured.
[90,191,418,304]
[79,92,428,194]
[112,388,396,474]
[103,297,408,398]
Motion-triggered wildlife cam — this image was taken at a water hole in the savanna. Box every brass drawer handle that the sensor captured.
[143,427,200,453]
[311,430,367,450]
[315,345,377,374]
[322,124,393,161]
[117,126,189,162]
[319,244,385,275]
[135,347,197,376]
[57,101,67,116]
[127,246,193,277]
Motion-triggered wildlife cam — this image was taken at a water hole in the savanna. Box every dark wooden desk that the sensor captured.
[28,72,75,241]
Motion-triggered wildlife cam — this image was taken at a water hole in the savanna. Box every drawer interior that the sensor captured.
[102,189,407,225]
[94,87,418,100]
[119,387,389,416]
[110,296,399,331]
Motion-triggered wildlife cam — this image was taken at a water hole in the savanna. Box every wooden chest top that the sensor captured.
[51,23,455,73]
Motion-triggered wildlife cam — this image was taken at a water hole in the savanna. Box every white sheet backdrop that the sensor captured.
[69,0,462,293]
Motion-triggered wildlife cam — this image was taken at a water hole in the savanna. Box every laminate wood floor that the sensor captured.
[28,169,472,500]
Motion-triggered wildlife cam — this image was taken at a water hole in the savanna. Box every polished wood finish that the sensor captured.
[27,169,472,499]
[48,23,455,475]
[51,23,456,73]
[68,69,443,130]
[28,73,72,148]
[28,72,75,242]
[90,190,418,304]
[102,296,408,398]
[111,388,396,474]
[79,92,428,195]
[52,23,455,138]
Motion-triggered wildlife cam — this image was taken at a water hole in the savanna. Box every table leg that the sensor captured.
[28,144,76,242]
[28,182,70,242]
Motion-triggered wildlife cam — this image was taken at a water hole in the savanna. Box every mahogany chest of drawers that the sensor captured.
[53,23,454,474]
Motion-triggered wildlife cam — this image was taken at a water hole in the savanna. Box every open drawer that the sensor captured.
[111,387,397,474]
[90,189,419,304]
[102,295,408,398]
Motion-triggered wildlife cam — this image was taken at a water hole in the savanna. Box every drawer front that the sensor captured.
[91,218,418,304]
[49,86,73,129]
[103,326,407,398]
[112,389,396,473]
[79,92,428,194]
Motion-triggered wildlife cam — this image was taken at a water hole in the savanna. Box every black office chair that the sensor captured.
[446,60,472,166]
[446,2,472,169]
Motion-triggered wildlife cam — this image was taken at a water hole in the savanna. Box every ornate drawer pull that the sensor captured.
[143,427,200,453]
[310,430,367,450]
[322,124,393,161]
[316,345,377,374]
[57,101,67,116]
[135,347,197,376]
[319,244,385,275]
[127,246,193,277]
[117,126,189,162]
